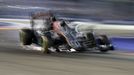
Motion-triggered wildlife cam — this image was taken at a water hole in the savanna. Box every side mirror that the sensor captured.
[60,21,66,27]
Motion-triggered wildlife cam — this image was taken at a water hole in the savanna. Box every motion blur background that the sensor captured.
[0,0,134,51]
[0,0,134,20]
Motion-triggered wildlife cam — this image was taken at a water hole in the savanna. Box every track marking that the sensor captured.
[0,27,19,30]
[120,53,134,56]
[116,52,134,56]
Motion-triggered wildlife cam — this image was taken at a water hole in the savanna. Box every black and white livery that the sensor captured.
[19,12,114,54]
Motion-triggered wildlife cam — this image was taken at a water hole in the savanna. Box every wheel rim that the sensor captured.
[19,30,25,45]
[41,36,49,54]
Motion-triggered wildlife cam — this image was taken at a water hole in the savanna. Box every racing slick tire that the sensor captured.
[97,35,114,53]
[19,29,33,45]
[41,36,50,54]
[75,47,85,52]
[99,46,109,53]
[99,45,114,53]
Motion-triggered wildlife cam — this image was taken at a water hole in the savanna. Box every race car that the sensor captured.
[19,12,114,54]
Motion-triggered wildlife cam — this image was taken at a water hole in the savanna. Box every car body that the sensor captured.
[19,12,114,53]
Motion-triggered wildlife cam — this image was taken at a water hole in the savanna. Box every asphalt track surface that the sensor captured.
[0,30,134,75]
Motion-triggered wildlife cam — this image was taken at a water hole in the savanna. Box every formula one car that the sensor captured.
[19,12,114,54]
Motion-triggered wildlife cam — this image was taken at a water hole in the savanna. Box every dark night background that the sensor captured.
[0,0,134,21]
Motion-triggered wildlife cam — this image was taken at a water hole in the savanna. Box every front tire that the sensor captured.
[19,29,33,45]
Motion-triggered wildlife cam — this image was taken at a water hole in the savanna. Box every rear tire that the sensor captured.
[110,46,114,50]
[19,29,33,45]
[100,49,108,53]
[97,35,112,53]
